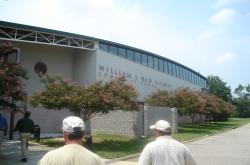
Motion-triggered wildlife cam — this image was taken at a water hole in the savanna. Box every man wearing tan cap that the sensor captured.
[138,120,196,165]
[38,116,105,165]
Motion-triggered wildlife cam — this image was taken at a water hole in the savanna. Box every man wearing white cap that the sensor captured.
[138,120,196,165]
[38,116,105,165]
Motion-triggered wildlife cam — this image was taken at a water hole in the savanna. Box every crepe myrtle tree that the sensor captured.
[145,90,174,107]
[173,88,205,125]
[29,75,139,138]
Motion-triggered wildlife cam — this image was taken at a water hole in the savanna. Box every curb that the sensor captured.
[105,153,140,164]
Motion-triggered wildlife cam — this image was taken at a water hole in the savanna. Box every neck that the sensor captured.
[65,139,82,145]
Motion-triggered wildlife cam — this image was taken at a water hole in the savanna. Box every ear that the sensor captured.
[63,132,68,143]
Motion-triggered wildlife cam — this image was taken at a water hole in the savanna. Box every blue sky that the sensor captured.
[0,0,249,90]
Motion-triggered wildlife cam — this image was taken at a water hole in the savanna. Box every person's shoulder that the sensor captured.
[73,145,104,164]
[81,146,102,160]
[41,146,65,159]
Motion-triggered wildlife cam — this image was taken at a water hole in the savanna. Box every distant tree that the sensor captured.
[234,84,245,98]
[233,84,250,118]
[145,90,174,107]
[207,75,232,101]
[245,84,250,94]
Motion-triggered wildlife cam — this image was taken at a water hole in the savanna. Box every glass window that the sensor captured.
[118,47,126,58]
[153,57,159,70]
[127,49,134,61]
[176,65,180,78]
[99,43,109,52]
[148,55,153,68]
[191,72,195,84]
[180,67,184,80]
[172,64,176,77]
[188,71,191,82]
[159,59,163,72]
[185,69,188,81]
[142,53,148,66]
[135,52,141,63]
[109,45,118,55]
[163,60,168,73]
[168,62,173,75]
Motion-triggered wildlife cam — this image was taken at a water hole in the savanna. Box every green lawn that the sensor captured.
[34,118,250,159]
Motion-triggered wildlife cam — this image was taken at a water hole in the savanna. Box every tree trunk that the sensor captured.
[83,112,92,149]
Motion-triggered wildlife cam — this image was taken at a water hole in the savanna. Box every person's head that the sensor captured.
[24,111,31,118]
[150,120,172,137]
[62,116,85,144]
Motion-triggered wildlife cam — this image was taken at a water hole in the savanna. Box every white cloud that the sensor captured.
[210,8,236,25]
[215,52,235,64]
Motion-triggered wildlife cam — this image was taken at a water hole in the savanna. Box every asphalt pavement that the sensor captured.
[186,123,250,165]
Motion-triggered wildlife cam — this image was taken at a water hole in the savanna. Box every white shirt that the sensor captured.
[38,144,105,165]
[138,136,196,165]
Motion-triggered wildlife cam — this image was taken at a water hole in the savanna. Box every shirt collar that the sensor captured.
[156,135,172,140]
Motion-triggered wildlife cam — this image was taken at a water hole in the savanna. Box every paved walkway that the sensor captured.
[186,123,250,165]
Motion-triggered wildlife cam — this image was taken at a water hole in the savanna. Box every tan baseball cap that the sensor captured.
[150,120,171,132]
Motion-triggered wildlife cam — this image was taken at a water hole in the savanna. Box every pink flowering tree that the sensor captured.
[173,88,205,125]
[29,75,139,138]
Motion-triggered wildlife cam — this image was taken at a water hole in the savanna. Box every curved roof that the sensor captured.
[0,20,206,80]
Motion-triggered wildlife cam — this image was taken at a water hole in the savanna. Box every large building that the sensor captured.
[0,21,208,132]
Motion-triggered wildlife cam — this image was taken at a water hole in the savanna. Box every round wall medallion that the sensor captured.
[34,62,47,77]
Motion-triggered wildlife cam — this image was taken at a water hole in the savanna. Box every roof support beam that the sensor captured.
[0,25,95,50]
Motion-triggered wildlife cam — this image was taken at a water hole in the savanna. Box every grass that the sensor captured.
[33,118,250,159]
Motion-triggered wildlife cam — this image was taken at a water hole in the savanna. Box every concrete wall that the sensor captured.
[73,50,96,85]
[90,106,178,138]
[144,106,178,136]
[91,111,143,138]
[96,49,202,101]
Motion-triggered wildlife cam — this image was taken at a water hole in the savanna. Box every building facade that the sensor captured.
[0,21,208,132]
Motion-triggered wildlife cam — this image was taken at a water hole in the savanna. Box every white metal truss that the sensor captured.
[0,24,95,50]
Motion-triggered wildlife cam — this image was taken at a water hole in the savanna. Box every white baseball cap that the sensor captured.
[62,116,85,133]
[150,120,171,132]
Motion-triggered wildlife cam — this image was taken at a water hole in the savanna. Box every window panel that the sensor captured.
[142,53,148,66]
[127,49,135,61]
[118,47,126,58]
[163,60,168,73]
[159,59,164,72]
[172,64,177,77]
[135,52,141,63]
[148,55,153,68]
[153,57,159,70]
[109,45,118,55]
[99,43,109,52]
[168,62,173,75]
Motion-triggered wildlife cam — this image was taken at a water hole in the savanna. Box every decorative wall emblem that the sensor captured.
[34,62,47,77]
